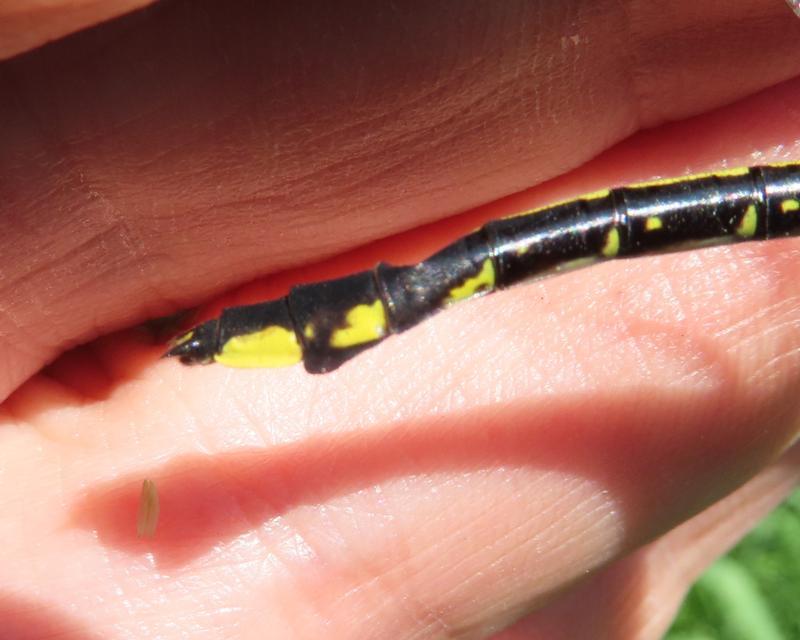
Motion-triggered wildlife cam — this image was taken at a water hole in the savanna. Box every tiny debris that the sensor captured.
[136,478,160,538]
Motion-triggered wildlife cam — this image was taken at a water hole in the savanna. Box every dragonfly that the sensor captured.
[165,163,800,374]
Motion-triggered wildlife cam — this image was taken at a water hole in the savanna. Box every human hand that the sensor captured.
[2,1,800,638]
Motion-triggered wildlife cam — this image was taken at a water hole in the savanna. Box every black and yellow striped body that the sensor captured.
[166,163,800,373]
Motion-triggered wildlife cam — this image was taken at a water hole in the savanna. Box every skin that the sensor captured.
[1,1,800,638]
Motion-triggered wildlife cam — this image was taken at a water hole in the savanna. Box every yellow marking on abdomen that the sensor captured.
[627,167,750,190]
[781,198,800,213]
[215,325,302,368]
[578,188,611,201]
[763,161,800,168]
[645,216,663,231]
[330,300,387,348]
[601,227,620,257]
[171,330,194,347]
[736,203,758,238]
[304,323,315,339]
[503,189,611,220]
[446,259,496,303]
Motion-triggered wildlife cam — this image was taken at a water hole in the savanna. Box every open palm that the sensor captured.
[2,2,800,638]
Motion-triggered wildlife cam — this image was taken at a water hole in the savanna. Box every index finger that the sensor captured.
[1,0,800,402]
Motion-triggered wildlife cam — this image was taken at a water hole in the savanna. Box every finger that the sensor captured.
[0,0,155,60]
[491,444,800,639]
[2,0,800,401]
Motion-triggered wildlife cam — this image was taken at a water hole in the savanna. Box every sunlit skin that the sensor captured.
[2,1,800,639]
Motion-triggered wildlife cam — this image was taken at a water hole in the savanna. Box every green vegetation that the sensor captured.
[666,488,800,639]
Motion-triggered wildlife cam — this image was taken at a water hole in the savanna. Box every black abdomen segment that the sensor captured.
[618,170,767,253]
[485,192,622,288]
[289,232,496,372]
[166,164,800,373]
